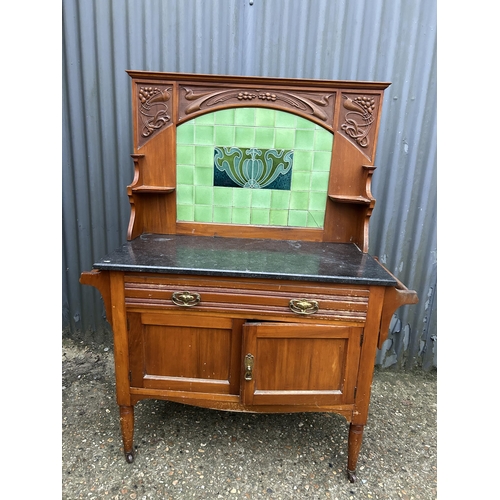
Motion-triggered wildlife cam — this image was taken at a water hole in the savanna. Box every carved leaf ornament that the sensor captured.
[138,86,171,137]
[182,87,333,122]
[341,95,376,148]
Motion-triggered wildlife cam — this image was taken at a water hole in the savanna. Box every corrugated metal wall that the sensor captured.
[62,0,437,371]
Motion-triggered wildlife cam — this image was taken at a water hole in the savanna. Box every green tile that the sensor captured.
[177,122,194,144]
[235,127,255,147]
[233,188,252,207]
[293,150,313,171]
[255,108,276,127]
[254,127,275,148]
[291,171,311,190]
[195,125,214,145]
[176,102,333,231]
[312,151,332,171]
[194,205,213,222]
[269,210,289,226]
[310,171,330,191]
[295,116,316,129]
[176,204,194,221]
[306,210,325,228]
[250,209,270,225]
[315,130,334,151]
[195,112,214,125]
[275,111,296,128]
[308,191,328,211]
[294,130,315,150]
[176,164,194,184]
[275,128,295,149]
[213,187,233,206]
[290,191,309,210]
[176,184,194,205]
[177,145,195,165]
[213,206,232,223]
[194,167,213,186]
[271,190,290,209]
[194,185,213,205]
[214,109,235,125]
[234,107,255,126]
[215,126,235,145]
[288,210,308,227]
[251,189,272,208]
[232,207,251,224]
[195,146,214,166]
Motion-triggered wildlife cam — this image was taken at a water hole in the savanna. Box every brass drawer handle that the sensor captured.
[289,298,319,315]
[172,291,201,307]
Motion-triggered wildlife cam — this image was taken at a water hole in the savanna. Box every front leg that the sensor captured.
[119,405,135,463]
[347,423,364,482]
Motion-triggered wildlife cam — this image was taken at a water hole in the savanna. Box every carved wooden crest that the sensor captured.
[136,85,172,148]
[339,93,380,159]
[178,86,336,127]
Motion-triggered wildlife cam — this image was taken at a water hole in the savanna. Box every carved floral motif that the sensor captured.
[138,86,171,138]
[340,95,376,148]
[182,87,333,122]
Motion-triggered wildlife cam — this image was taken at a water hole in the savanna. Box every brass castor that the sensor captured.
[125,451,134,463]
[347,469,357,483]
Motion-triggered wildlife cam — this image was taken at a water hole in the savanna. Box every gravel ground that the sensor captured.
[62,338,437,499]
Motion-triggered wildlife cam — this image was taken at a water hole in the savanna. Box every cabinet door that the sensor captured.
[241,322,362,406]
[128,312,242,394]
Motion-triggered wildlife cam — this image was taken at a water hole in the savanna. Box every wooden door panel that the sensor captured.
[143,325,231,379]
[128,312,242,394]
[241,323,362,406]
[255,337,346,391]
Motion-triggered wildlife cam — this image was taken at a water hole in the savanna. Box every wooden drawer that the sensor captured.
[123,273,369,324]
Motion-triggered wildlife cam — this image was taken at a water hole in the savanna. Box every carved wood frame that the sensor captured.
[126,71,390,252]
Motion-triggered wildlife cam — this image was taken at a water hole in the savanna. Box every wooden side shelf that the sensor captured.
[328,194,372,205]
[131,186,175,194]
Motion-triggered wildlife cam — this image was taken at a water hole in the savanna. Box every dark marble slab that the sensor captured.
[93,234,397,286]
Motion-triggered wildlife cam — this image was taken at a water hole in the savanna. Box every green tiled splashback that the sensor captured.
[176,108,333,228]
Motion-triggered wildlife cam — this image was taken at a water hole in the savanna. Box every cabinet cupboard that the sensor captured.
[80,71,418,482]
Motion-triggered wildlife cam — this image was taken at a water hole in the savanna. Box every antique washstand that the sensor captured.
[80,71,418,482]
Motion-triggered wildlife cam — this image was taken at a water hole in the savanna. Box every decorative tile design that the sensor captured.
[214,147,293,190]
[176,108,333,228]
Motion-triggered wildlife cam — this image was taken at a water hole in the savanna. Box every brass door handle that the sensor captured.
[289,298,319,315]
[244,353,254,381]
[171,291,201,307]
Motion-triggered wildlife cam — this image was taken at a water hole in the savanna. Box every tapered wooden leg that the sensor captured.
[347,424,364,482]
[119,405,135,463]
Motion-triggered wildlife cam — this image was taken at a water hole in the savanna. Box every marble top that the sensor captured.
[93,234,397,286]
